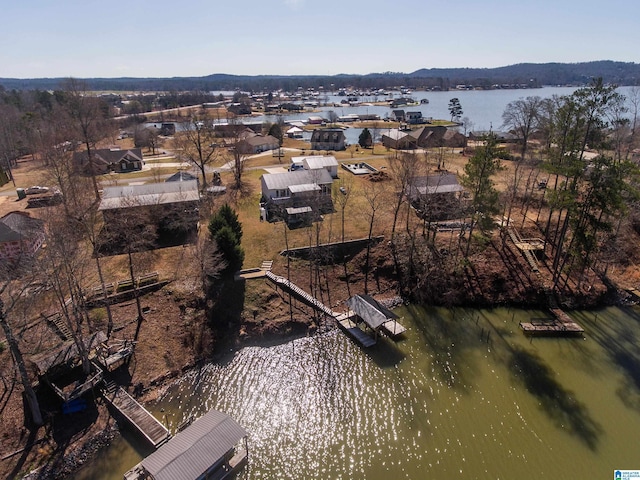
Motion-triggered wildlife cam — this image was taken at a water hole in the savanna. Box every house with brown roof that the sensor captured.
[0,211,45,263]
[413,126,467,148]
[236,134,280,154]
[310,128,346,151]
[382,126,466,150]
[73,148,144,175]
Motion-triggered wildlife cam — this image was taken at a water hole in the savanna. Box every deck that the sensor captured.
[103,385,169,448]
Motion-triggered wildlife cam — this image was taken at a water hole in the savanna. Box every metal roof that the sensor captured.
[410,174,464,195]
[98,180,200,211]
[346,295,398,330]
[141,409,247,480]
[289,183,320,194]
[286,206,312,215]
[302,156,338,170]
[417,183,465,195]
[261,169,333,191]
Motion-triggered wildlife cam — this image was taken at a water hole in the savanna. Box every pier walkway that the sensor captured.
[265,272,406,347]
[507,228,541,272]
[102,382,170,448]
[265,271,336,318]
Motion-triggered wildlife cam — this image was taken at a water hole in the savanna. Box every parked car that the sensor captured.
[25,186,49,195]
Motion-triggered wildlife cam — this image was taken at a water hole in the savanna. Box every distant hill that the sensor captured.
[1,61,638,92]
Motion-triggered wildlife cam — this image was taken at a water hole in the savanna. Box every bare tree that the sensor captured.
[362,180,386,294]
[60,78,115,200]
[501,96,544,227]
[226,123,249,191]
[0,103,24,186]
[37,112,116,337]
[173,115,218,189]
[191,234,226,316]
[44,212,95,375]
[0,276,43,426]
[134,125,163,156]
[100,200,158,340]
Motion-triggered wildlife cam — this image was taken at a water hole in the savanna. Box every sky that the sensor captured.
[1,0,639,79]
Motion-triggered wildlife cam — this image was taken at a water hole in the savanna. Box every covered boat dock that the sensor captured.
[124,409,248,480]
[345,294,407,342]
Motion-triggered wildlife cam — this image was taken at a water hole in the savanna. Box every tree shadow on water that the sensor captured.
[509,347,602,451]
[406,305,484,394]
[575,308,640,413]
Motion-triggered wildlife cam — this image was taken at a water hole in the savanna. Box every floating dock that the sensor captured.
[335,312,377,347]
[519,309,584,336]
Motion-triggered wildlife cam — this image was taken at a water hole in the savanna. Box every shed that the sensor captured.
[286,126,304,138]
[125,409,248,480]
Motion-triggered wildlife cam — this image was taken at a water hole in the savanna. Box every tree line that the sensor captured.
[2,61,640,93]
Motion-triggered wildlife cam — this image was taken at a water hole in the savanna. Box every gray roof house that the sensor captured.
[291,155,339,178]
[73,148,144,175]
[165,171,199,183]
[0,211,45,263]
[99,180,201,235]
[260,169,334,222]
[406,173,466,221]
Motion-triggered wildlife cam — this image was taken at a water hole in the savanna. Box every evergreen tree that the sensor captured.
[460,134,503,256]
[268,123,283,146]
[359,128,372,148]
[448,98,463,122]
[208,204,244,274]
[208,203,242,241]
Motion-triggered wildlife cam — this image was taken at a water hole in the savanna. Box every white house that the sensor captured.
[290,155,339,178]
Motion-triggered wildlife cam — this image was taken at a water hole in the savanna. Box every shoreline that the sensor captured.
[22,278,630,480]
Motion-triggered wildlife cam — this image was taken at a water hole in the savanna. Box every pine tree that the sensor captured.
[359,128,372,148]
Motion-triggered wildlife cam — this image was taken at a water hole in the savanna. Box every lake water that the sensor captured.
[151,86,636,146]
[74,305,640,479]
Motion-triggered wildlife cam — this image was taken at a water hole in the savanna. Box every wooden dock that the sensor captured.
[335,312,377,347]
[103,384,169,448]
[381,319,407,337]
[519,309,584,336]
[266,272,388,347]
